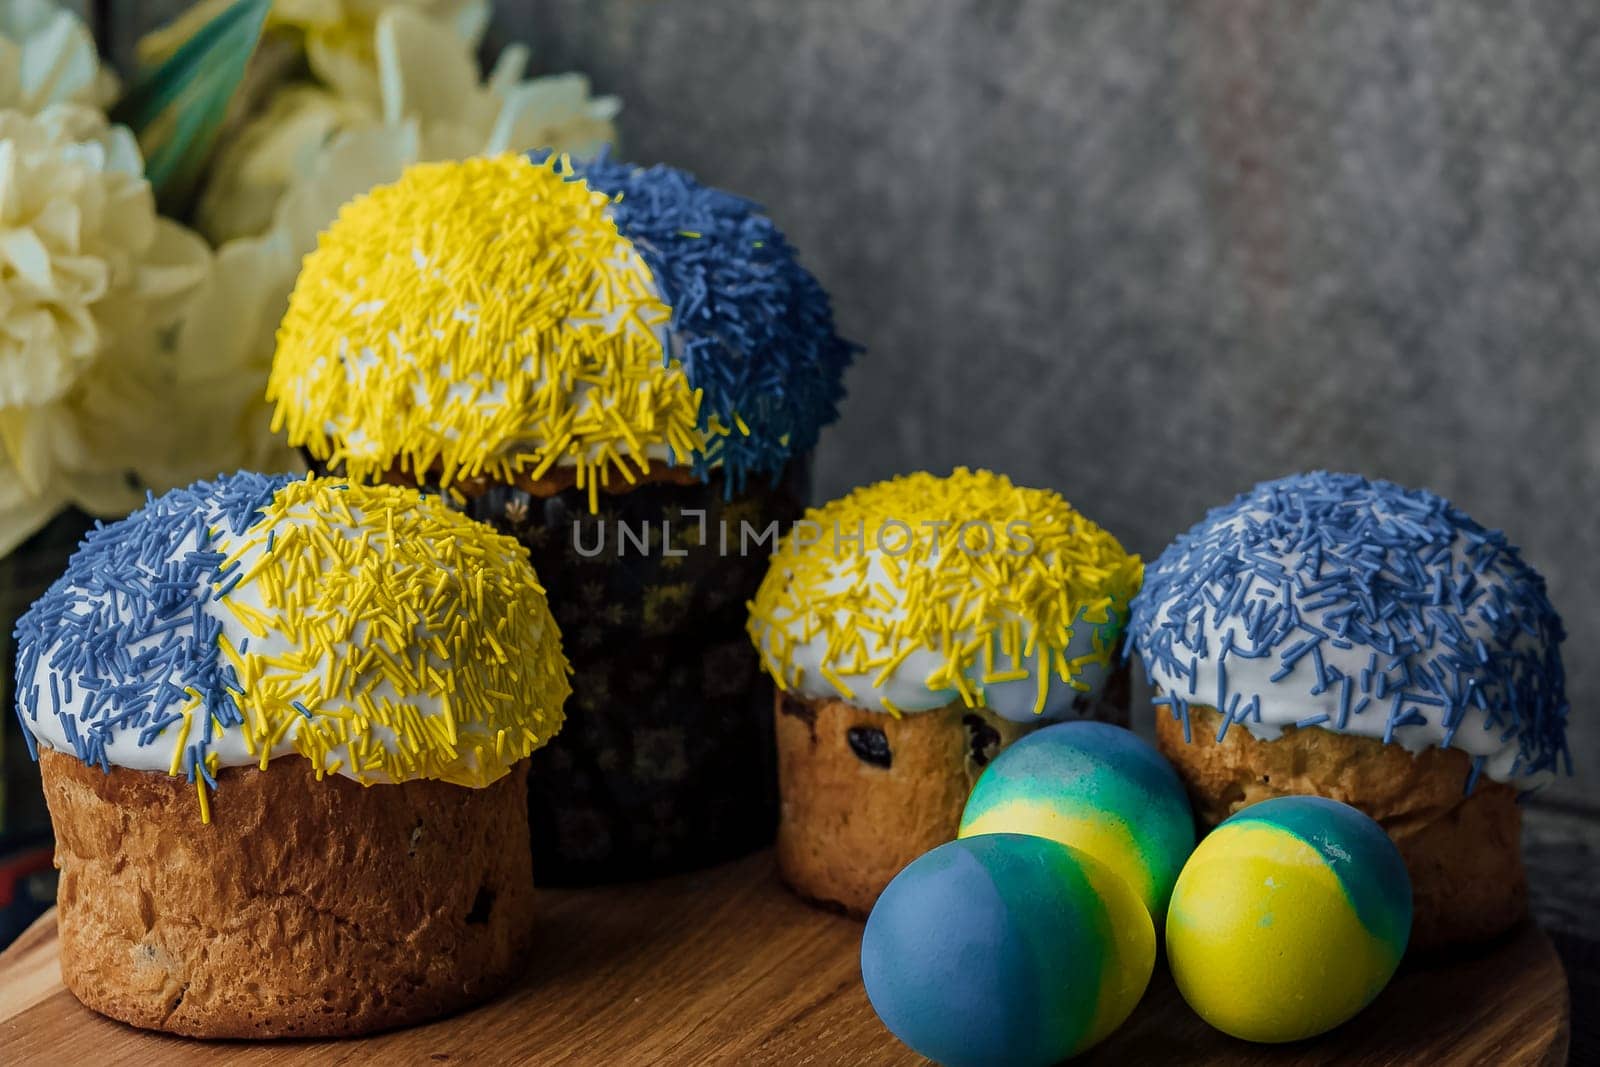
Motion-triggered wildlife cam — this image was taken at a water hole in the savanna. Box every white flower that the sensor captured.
[0,0,117,116]
[140,229,307,490]
[160,5,619,488]
[139,0,489,106]
[195,7,618,244]
[0,107,207,407]
[0,451,65,553]
[0,106,211,555]
[195,85,372,244]
[282,0,491,105]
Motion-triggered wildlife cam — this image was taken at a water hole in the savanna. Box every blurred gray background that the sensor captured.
[104,2,1598,818]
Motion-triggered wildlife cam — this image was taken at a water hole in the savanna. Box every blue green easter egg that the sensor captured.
[1165,796,1413,1043]
[959,721,1196,918]
[861,833,1155,1067]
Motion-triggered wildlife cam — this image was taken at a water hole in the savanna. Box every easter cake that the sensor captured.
[747,468,1142,915]
[268,152,858,882]
[14,473,570,1037]
[1130,471,1568,949]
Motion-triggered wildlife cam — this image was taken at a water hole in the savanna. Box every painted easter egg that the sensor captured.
[959,721,1196,918]
[861,834,1154,1067]
[1165,795,1413,1043]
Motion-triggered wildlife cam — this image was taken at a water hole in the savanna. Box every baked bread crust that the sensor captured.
[42,750,535,1038]
[773,692,1036,918]
[1154,702,1526,951]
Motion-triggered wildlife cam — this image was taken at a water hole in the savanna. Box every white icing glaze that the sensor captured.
[752,544,1121,723]
[1142,509,1551,788]
[23,505,448,783]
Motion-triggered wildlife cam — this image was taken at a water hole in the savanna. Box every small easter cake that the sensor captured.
[14,473,570,1038]
[1130,471,1569,949]
[747,468,1142,915]
[268,152,857,882]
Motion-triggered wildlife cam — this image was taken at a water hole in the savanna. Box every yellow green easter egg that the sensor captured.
[1165,796,1413,1043]
[959,721,1196,918]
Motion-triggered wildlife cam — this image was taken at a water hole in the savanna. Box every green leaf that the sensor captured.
[109,0,272,220]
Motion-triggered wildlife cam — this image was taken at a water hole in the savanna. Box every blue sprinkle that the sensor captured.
[1126,472,1569,788]
[12,472,297,778]
[538,150,861,494]
[1465,755,1487,794]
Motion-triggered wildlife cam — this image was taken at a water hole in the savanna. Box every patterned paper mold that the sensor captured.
[14,471,570,821]
[1128,471,1569,788]
[747,468,1143,723]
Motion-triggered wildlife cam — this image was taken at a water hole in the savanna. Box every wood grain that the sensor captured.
[0,852,1569,1065]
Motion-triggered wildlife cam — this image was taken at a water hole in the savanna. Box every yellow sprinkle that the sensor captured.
[168,710,193,778]
[818,664,856,701]
[267,155,706,512]
[747,468,1141,717]
[209,476,572,797]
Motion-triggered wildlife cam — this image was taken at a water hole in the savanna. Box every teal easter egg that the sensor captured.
[1166,796,1413,1043]
[861,834,1155,1067]
[959,721,1195,917]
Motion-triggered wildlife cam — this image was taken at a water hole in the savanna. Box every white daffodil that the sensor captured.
[143,227,313,493]
[195,85,374,244]
[158,5,619,487]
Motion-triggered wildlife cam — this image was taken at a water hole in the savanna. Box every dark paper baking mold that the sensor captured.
[464,463,808,884]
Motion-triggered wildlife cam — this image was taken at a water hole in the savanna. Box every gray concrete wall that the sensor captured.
[493,0,1600,810]
[110,1,1600,809]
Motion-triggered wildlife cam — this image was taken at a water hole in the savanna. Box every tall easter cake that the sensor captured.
[14,472,570,1037]
[748,468,1142,915]
[268,152,857,882]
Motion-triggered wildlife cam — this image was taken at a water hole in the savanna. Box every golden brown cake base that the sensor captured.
[41,750,536,1039]
[773,693,1035,917]
[1155,702,1526,951]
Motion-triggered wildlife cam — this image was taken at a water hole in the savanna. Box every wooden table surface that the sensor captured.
[0,851,1571,1065]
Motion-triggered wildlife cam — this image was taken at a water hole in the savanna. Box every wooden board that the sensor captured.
[0,852,1569,1065]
